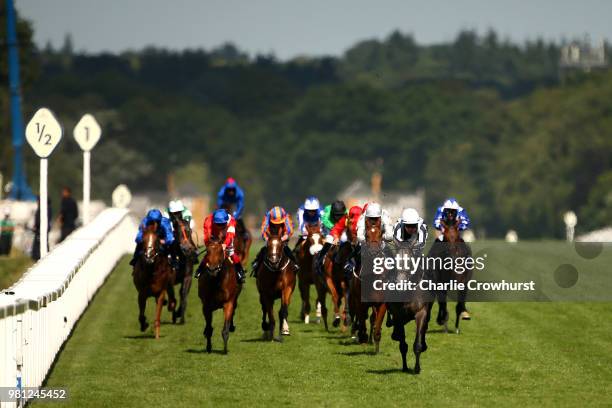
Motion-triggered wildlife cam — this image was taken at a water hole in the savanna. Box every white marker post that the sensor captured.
[25,108,63,258]
[112,184,132,209]
[73,114,101,224]
[564,211,577,242]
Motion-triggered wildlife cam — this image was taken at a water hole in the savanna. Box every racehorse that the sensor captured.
[295,223,324,324]
[132,223,176,339]
[221,203,252,269]
[316,230,354,332]
[233,218,252,269]
[426,219,473,334]
[167,215,197,324]
[386,240,431,374]
[256,229,297,341]
[198,237,242,353]
[350,218,386,352]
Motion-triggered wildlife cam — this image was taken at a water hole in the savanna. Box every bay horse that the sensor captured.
[167,216,197,324]
[350,218,386,352]
[316,231,354,332]
[295,223,324,324]
[198,237,242,353]
[256,230,297,341]
[386,240,432,374]
[221,203,252,268]
[426,219,473,334]
[132,223,176,339]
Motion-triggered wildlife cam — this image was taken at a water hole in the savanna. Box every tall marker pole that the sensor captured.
[25,108,63,259]
[74,114,101,225]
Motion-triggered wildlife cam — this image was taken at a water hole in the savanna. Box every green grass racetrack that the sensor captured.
[36,242,612,407]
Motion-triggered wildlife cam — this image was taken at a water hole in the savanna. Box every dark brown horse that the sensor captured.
[350,218,387,352]
[427,219,473,334]
[168,216,197,324]
[256,230,297,341]
[316,231,354,332]
[233,219,252,269]
[295,223,324,324]
[386,240,431,374]
[132,223,176,339]
[198,237,242,353]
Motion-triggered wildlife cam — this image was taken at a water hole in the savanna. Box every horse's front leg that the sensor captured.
[437,290,449,332]
[204,306,213,352]
[325,273,341,328]
[279,285,293,339]
[413,308,428,374]
[138,290,149,332]
[372,303,386,354]
[179,260,193,324]
[154,289,166,339]
[395,323,408,372]
[222,301,235,354]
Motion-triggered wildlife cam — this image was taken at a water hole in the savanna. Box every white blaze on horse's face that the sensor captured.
[309,233,323,255]
[268,238,281,264]
[145,233,156,263]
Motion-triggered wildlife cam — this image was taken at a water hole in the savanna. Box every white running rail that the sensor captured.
[0,208,137,407]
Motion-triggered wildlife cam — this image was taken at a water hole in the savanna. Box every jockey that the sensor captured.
[129,209,175,267]
[320,200,347,235]
[433,198,471,240]
[251,206,299,274]
[294,196,323,249]
[194,208,246,283]
[393,208,428,254]
[316,202,361,275]
[356,202,394,243]
[217,177,249,241]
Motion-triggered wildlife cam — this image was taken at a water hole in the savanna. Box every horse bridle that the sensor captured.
[203,241,225,275]
[263,238,290,271]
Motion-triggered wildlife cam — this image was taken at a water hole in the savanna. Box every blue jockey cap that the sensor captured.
[213,208,230,224]
[147,209,162,222]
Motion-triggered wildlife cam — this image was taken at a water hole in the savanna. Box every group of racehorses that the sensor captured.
[131,210,471,374]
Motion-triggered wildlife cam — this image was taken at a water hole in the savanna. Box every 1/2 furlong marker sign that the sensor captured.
[73,114,102,224]
[25,107,63,258]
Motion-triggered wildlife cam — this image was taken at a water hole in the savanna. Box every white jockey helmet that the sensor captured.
[169,200,185,213]
[401,208,422,224]
[3,208,10,216]
[365,202,382,218]
[442,198,461,210]
[304,196,320,211]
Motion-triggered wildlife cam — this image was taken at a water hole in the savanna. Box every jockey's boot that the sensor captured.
[343,259,355,280]
[283,246,300,272]
[194,262,204,279]
[235,262,246,284]
[129,243,142,266]
[250,247,265,277]
[315,242,332,276]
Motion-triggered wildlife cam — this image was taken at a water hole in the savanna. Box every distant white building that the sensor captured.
[560,38,607,73]
[339,179,425,221]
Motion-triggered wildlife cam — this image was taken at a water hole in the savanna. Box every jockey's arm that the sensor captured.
[234,188,245,219]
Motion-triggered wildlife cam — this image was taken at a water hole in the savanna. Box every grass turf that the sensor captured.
[35,241,612,407]
[0,249,33,290]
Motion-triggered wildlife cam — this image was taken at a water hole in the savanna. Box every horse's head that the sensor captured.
[442,220,461,243]
[176,219,196,257]
[265,233,285,267]
[305,223,323,255]
[142,223,160,265]
[366,217,382,244]
[203,238,225,277]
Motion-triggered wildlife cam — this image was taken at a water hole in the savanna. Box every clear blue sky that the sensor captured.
[17,0,612,60]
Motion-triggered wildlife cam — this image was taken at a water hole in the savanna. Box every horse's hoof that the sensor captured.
[206,345,212,353]
[229,324,236,333]
[281,329,290,336]
[443,323,449,333]
[455,328,461,335]
[304,315,310,324]
[414,366,421,375]
[179,317,185,325]
[402,366,409,372]
[332,317,341,328]
[140,321,149,332]
[274,335,283,342]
